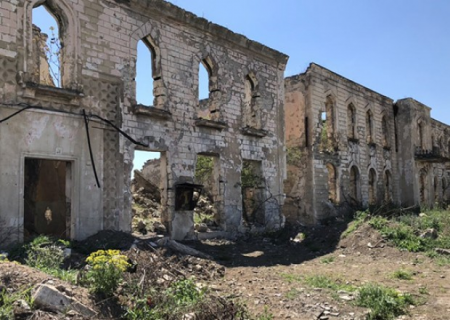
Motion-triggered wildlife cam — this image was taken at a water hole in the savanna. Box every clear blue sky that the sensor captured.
[169,0,450,124]
[33,1,450,171]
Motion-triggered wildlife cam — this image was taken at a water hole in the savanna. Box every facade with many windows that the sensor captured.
[284,63,450,224]
[0,0,288,245]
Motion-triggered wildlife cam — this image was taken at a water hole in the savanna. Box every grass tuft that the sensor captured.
[356,284,414,320]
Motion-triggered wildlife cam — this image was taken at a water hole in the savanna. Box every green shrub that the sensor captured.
[166,278,204,306]
[26,244,64,270]
[392,269,413,280]
[356,284,414,320]
[85,249,130,296]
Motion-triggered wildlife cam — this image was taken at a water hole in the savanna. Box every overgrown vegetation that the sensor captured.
[10,235,77,283]
[356,284,415,320]
[123,277,253,320]
[286,146,302,166]
[0,287,34,320]
[194,155,214,185]
[343,208,450,263]
[391,269,413,280]
[281,273,415,320]
[304,275,356,293]
[241,161,263,188]
[367,209,450,259]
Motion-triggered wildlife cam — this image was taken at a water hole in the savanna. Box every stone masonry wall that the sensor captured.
[285,64,399,224]
[0,0,288,243]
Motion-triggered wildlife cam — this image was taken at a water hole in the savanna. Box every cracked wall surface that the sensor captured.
[0,0,288,244]
[285,63,450,225]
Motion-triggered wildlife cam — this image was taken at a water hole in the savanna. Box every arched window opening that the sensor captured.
[366,110,374,144]
[326,163,337,203]
[347,104,356,139]
[438,136,444,152]
[418,121,424,149]
[32,4,61,87]
[199,61,210,101]
[197,57,220,121]
[243,74,261,129]
[368,169,376,205]
[325,96,335,144]
[349,166,360,202]
[384,170,392,203]
[136,39,155,106]
[382,116,389,148]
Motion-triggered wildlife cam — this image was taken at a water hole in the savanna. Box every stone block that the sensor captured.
[33,284,96,318]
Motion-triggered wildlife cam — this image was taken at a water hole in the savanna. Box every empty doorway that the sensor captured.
[24,158,72,239]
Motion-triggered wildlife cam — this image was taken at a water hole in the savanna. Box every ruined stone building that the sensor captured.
[284,63,450,224]
[0,0,288,245]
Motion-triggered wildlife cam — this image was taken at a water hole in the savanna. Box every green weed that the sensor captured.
[356,284,414,320]
[391,269,413,280]
[367,209,450,260]
[304,275,355,292]
[0,288,34,320]
[256,305,274,320]
[320,256,335,264]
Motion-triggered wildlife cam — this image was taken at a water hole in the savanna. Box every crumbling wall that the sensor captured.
[285,64,399,224]
[283,75,312,224]
[0,0,288,243]
[395,99,450,209]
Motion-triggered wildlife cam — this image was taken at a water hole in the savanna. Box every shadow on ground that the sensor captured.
[185,220,351,268]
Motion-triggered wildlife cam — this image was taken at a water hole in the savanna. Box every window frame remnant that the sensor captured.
[349,165,360,202]
[243,73,262,130]
[197,56,221,122]
[347,104,356,140]
[136,37,167,109]
[366,110,374,144]
[322,95,336,149]
[384,170,392,203]
[25,0,80,91]
[418,120,424,149]
[382,115,389,148]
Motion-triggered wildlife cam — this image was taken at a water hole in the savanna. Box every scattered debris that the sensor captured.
[33,284,97,318]
[157,238,213,260]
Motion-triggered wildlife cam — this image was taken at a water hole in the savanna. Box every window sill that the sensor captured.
[241,127,268,137]
[24,82,83,101]
[195,118,228,130]
[133,104,172,120]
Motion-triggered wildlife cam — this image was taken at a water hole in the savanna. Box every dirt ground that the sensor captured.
[1,222,450,320]
[189,222,450,320]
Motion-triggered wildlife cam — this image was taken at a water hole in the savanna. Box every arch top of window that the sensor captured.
[23,0,81,93]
